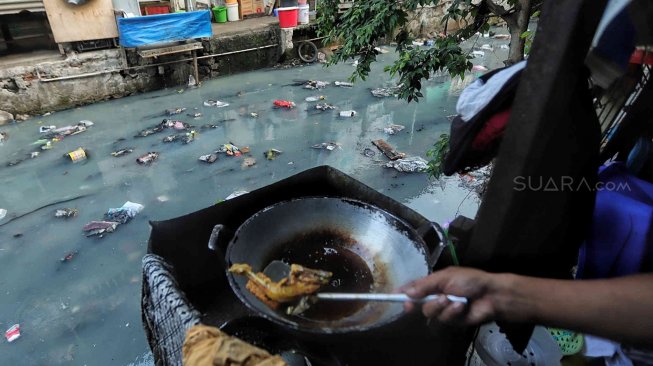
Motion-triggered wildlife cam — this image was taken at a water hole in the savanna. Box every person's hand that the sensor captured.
[400,266,505,326]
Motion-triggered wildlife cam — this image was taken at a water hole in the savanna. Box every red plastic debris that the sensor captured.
[5,324,20,342]
[273,100,295,109]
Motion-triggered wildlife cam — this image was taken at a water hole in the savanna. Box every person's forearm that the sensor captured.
[492,273,653,347]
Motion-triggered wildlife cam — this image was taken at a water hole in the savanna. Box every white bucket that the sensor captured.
[227,2,239,22]
[298,4,309,24]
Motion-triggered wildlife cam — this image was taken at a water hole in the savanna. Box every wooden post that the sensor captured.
[192,49,200,84]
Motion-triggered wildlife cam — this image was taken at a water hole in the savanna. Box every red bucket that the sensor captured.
[278,6,298,28]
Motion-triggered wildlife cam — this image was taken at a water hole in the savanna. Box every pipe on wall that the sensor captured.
[37,44,278,82]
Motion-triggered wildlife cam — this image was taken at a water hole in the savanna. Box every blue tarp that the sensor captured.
[118,11,212,48]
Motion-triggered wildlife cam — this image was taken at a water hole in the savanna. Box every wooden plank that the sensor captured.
[43,0,118,43]
[137,42,202,58]
[372,139,405,160]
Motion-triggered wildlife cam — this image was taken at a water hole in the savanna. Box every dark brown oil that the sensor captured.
[271,230,374,321]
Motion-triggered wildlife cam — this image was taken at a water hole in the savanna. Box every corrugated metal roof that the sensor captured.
[0,0,45,14]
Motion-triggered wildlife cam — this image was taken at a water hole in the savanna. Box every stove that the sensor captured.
[195,273,461,366]
[145,166,467,365]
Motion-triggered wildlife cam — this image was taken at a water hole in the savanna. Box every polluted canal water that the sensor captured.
[0,52,480,365]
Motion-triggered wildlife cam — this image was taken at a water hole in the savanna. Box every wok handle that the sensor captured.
[416,221,447,269]
[208,224,232,264]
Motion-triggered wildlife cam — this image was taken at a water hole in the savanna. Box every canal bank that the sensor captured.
[0,17,312,116]
[0,2,470,118]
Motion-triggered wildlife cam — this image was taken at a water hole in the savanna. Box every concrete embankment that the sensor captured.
[0,5,459,117]
[0,18,285,116]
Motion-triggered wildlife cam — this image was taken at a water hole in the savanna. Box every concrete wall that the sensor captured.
[0,24,282,116]
[0,50,162,115]
[199,26,281,78]
[405,2,467,38]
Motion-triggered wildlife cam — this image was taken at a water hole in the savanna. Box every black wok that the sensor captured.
[219,197,444,334]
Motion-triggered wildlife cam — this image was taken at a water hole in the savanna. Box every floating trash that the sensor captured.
[383,124,405,135]
[135,119,190,137]
[5,324,20,343]
[339,110,357,118]
[135,126,162,137]
[39,125,56,133]
[315,103,335,111]
[312,142,340,151]
[304,80,329,90]
[60,250,79,263]
[136,152,159,165]
[65,147,87,163]
[163,135,179,143]
[162,120,190,130]
[217,143,242,157]
[273,100,296,109]
[372,139,405,160]
[335,81,354,88]
[165,107,186,116]
[82,221,118,237]
[264,149,282,160]
[105,201,144,224]
[305,96,325,102]
[371,86,401,98]
[55,208,78,218]
[242,157,256,168]
[199,154,218,163]
[40,141,53,150]
[203,100,230,108]
[44,122,91,140]
[385,156,429,173]
[111,148,134,157]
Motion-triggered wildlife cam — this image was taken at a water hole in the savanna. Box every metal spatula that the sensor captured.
[315,292,467,304]
[262,260,468,304]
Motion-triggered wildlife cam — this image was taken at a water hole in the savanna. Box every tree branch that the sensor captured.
[484,0,511,17]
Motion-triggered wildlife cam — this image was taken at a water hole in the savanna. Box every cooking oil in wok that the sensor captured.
[274,232,374,321]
